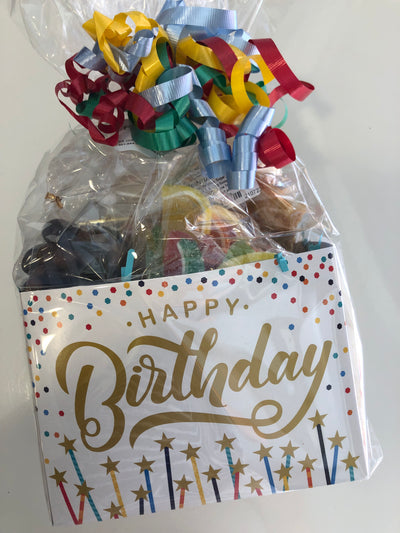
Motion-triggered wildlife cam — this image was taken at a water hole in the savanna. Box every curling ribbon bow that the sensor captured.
[56,0,314,189]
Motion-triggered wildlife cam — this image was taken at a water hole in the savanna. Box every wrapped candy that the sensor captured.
[12,0,381,526]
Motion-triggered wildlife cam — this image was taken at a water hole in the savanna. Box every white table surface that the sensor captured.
[1,1,399,531]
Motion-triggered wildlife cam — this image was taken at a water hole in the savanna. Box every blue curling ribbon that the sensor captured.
[75,29,156,74]
[229,105,275,190]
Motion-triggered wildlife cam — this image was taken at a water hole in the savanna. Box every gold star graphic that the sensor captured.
[202,465,221,482]
[155,433,175,451]
[328,431,346,449]
[134,456,155,473]
[280,441,299,458]
[341,452,360,471]
[100,456,120,475]
[254,444,273,461]
[298,455,317,472]
[308,410,328,429]
[231,459,249,475]
[215,434,236,451]
[104,501,123,519]
[180,443,201,461]
[58,435,77,454]
[74,480,94,497]
[245,477,264,494]
[274,463,293,481]
[174,475,193,492]
[49,468,67,486]
[131,485,150,502]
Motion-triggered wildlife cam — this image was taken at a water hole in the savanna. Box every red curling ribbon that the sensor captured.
[257,127,296,169]
[56,55,125,145]
[125,93,161,130]
[220,123,238,138]
[199,37,239,78]
[249,38,314,105]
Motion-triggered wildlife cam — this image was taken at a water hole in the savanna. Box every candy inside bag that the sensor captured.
[13,126,336,291]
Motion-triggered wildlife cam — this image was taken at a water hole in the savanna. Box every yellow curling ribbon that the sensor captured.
[208,85,243,124]
[83,11,167,76]
[135,27,169,91]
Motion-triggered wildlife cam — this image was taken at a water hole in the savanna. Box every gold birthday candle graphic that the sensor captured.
[216,434,237,493]
[328,431,346,484]
[134,456,156,512]
[180,444,206,505]
[254,444,276,493]
[231,459,249,499]
[131,485,151,515]
[74,481,94,523]
[202,466,222,503]
[49,468,79,525]
[174,475,193,509]
[155,433,176,510]
[245,477,264,496]
[100,456,126,517]
[298,455,317,488]
[308,410,331,485]
[279,441,299,491]
[341,452,359,482]
[274,463,293,491]
[58,436,102,521]
[103,501,123,519]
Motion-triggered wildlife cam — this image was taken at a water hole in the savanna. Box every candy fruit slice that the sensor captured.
[196,204,248,253]
[162,185,211,233]
[221,251,275,268]
[164,231,204,276]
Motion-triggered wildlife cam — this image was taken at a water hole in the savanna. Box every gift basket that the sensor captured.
[12,0,382,525]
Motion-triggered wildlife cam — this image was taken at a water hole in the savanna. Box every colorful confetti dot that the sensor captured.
[219,269,225,276]
[197,285,204,292]
[343,347,348,353]
[44,431,50,437]
[201,277,208,284]
[57,322,62,328]
[105,298,111,304]
[255,263,261,269]
[237,269,243,275]
[229,278,235,285]
[126,290,132,296]
[38,307,44,313]
[59,411,64,417]
[333,353,338,359]
[86,324,92,331]
[271,293,277,300]
[291,270,297,277]
[297,257,303,263]
[272,277,278,284]
[61,293,66,300]
[288,324,295,330]
[303,264,309,270]
[92,290,98,296]
[262,271,268,277]
[247,275,253,281]
[186,278,192,284]
[345,387,351,394]
[120,300,127,306]
[340,371,346,377]
[77,289,82,296]
[87,303,93,309]
[44,410,49,415]
[347,410,353,416]
[172,285,178,291]
[326,385,332,391]
[127,322,132,327]
[291,297,296,303]
[212,280,218,287]
[46,296,51,301]
[315,318,320,324]
[282,283,288,289]
[162,281,168,288]
[158,291,164,297]
[67,296,72,303]
[97,310,102,316]
[124,282,130,289]
[337,323,343,329]
[302,307,308,313]
[329,309,335,315]
[110,287,117,293]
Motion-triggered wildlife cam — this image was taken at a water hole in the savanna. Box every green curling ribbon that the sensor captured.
[76,91,105,117]
[257,81,289,129]
[130,114,197,151]
[156,41,171,70]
